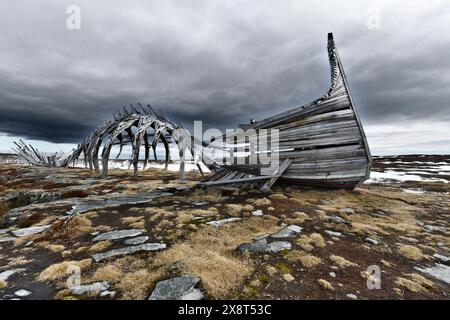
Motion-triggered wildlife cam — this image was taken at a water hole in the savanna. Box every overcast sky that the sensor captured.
[1,0,449,155]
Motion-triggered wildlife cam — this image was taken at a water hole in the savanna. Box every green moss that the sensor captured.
[259,274,269,282]
[274,263,292,274]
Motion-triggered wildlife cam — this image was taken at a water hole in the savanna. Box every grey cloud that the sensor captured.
[0,0,449,154]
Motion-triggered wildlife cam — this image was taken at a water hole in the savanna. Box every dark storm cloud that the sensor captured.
[0,0,450,154]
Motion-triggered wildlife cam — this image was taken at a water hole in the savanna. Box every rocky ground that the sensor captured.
[0,155,449,300]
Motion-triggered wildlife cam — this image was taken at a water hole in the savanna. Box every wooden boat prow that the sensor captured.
[203,33,372,190]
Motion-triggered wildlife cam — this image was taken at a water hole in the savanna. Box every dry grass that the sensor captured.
[329,255,359,268]
[121,216,144,225]
[381,259,395,268]
[36,216,94,242]
[188,208,219,217]
[252,198,271,207]
[268,193,288,200]
[286,212,311,225]
[90,264,123,284]
[153,217,280,299]
[89,240,112,253]
[397,245,424,261]
[46,244,66,253]
[225,204,243,216]
[318,279,334,291]
[115,269,164,300]
[0,280,6,289]
[395,273,434,293]
[309,233,326,248]
[286,251,322,268]
[6,256,32,267]
[295,233,326,251]
[37,259,92,282]
[177,213,194,224]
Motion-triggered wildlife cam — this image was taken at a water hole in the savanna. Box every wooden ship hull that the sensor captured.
[203,33,371,190]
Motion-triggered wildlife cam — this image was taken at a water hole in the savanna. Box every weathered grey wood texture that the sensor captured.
[203,33,371,189]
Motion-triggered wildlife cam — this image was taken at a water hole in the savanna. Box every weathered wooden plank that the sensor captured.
[260,159,293,191]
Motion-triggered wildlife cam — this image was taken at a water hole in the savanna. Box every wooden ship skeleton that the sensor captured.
[13,33,371,190]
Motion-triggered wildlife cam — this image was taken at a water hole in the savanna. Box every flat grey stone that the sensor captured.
[339,208,355,214]
[93,229,145,242]
[287,225,303,233]
[11,225,50,237]
[14,289,32,297]
[71,281,110,295]
[267,241,292,253]
[414,264,450,284]
[206,218,241,227]
[324,230,343,237]
[346,294,358,300]
[251,210,263,216]
[237,238,269,253]
[193,202,209,206]
[92,243,166,262]
[329,216,351,225]
[99,290,116,298]
[149,275,203,300]
[25,241,34,247]
[365,238,379,245]
[124,236,149,245]
[425,225,446,233]
[0,237,15,243]
[434,253,450,263]
[0,269,19,281]
[271,228,295,239]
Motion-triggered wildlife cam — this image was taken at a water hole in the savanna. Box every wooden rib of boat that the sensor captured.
[202,33,372,189]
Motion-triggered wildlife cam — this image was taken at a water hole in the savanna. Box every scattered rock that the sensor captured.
[0,269,19,281]
[324,230,343,237]
[193,202,209,206]
[0,237,15,243]
[99,290,116,298]
[339,208,355,214]
[124,236,149,245]
[271,225,302,239]
[251,210,263,216]
[365,238,379,246]
[237,238,269,253]
[91,243,166,262]
[329,216,351,225]
[287,225,303,233]
[206,218,241,227]
[71,281,110,295]
[149,275,204,300]
[11,225,51,237]
[424,225,446,233]
[433,253,450,263]
[414,264,450,284]
[92,229,145,242]
[283,274,295,282]
[346,293,357,300]
[330,272,336,278]
[14,289,32,297]
[267,241,292,253]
